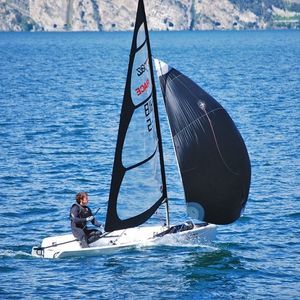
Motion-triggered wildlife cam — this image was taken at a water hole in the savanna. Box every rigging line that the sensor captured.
[134,92,153,109]
[201,104,239,176]
[164,74,212,135]
[125,144,158,172]
[157,59,168,99]
[167,72,239,176]
[165,72,182,84]
[172,107,224,137]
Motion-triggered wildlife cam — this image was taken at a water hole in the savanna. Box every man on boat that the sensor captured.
[70,192,102,248]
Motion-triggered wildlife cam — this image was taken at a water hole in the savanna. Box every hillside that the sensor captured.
[0,0,299,31]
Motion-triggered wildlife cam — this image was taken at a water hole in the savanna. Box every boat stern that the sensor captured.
[31,234,81,259]
[31,246,45,258]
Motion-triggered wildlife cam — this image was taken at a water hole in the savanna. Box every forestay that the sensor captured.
[105,0,167,232]
[155,60,251,225]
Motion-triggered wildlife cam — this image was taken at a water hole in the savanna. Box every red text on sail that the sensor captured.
[136,78,150,96]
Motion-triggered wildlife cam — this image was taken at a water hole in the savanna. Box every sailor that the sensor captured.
[70,192,102,248]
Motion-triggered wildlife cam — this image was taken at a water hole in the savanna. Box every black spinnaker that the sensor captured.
[105,0,167,232]
[155,59,251,225]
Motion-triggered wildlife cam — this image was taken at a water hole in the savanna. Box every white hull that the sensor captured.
[32,223,217,259]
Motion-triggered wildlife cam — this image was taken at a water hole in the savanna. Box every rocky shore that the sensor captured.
[0,0,299,31]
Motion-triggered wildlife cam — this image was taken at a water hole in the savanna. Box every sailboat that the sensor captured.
[32,0,251,259]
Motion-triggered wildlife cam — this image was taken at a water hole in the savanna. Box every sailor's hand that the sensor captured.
[86,216,94,222]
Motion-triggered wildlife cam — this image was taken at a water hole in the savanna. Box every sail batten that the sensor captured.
[136,40,147,52]
[134,92,153,109]
[125,146,158,172]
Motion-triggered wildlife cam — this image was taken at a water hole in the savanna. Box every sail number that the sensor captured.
[144,100,153,132]
[136,59,148,77]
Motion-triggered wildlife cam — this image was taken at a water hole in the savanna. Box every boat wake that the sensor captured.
[0,249,32,259]
[138,233,218,251]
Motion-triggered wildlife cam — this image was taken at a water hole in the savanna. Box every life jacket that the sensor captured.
[70,203,91,220]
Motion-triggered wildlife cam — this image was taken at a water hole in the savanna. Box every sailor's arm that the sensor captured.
[87,207,101,227]
[70,206,86,225]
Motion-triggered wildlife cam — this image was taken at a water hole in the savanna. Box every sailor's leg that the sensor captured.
[73,228,89,248]
[85,229,103,244]
[81,236,89,248]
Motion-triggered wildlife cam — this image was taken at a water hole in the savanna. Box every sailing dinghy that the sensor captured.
[32,0,250,259]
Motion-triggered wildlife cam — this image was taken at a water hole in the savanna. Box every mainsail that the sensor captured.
[105,0,167,232]
[155,60,251,225]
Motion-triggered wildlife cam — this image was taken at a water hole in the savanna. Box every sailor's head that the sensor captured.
[76,192,89,205]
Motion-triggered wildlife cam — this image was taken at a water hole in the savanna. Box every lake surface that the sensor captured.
[0,30,299,299]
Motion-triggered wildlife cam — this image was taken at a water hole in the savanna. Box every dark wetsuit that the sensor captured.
[70,203,102,248]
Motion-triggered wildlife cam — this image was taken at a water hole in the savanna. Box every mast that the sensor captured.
[142,0,169,227]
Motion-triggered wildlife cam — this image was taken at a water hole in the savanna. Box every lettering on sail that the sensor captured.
[136,59,148,77]
[136,78,150,96]
[144,100,153,132]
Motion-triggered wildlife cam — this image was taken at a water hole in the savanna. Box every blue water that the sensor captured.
[0,30,299,299]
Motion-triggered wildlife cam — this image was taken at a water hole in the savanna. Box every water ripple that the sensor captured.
[0,30,299,299]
